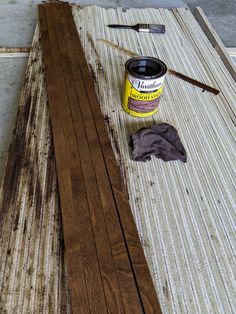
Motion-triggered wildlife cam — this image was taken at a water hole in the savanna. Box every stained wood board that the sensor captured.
[38,2,161,313]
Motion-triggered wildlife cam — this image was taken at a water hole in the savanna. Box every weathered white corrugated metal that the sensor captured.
[0,27,71,313]
[0,5,235,313]
[73,6,236,314]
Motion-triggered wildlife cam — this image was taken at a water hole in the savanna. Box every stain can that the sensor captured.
[122,57,167,117]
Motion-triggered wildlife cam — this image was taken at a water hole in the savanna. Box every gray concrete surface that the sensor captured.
[0,0,235,182]
[185,0,236,47]
[0,58,26,179]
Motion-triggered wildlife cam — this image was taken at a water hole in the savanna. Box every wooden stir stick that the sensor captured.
[98,39,220,95]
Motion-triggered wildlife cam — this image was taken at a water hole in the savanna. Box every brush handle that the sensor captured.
[108,24,133,29]
[108,24,165,33]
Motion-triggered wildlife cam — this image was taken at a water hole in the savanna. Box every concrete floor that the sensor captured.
[0,58,26,178]
[186,0,236,47]
[0,0,235,180]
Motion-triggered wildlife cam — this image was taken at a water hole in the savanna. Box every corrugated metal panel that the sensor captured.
[0,5,235,313]
[73,6,236,314]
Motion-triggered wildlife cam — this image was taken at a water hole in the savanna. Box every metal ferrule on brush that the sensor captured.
[138,24,150,32]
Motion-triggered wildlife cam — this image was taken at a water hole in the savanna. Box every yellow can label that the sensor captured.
[130,85,164,100]
[122,74,165,117]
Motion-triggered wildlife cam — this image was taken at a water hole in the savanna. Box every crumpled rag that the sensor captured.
[130,123,187,162]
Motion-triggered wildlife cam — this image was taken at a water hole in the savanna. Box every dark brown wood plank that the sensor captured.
[63,5,162,313]
[38,5,108,313]
[51,5,128,313]
[56,4,144,313]
[39,2,162,313]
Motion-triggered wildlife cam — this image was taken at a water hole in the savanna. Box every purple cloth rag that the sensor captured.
[131,123,187,162]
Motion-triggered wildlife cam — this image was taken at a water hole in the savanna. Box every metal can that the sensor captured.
[122,57,167,117]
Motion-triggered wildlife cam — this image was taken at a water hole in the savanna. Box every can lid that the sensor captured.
[125,57,167,80]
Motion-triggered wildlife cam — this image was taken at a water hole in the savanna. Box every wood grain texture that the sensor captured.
[52,5,128,313]
[57,4,144,313]
[38,2,161,313]
[39,5,107,313]
[64,5,162,314]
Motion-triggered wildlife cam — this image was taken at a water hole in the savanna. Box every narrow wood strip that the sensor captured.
[0,53,29,58]
[0,46,30,58]
[51,5,127,313]
[39,5,108,313]
[64,5,162,313]
[98,38,219,95]
[98,39,139,57]
[168,69,220,94]
[0,47,30,53]
[57,4,144,313]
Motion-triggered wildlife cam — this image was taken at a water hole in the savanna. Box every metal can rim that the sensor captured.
[125,56,167,80]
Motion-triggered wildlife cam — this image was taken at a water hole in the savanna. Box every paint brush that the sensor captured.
[108,24,165,34]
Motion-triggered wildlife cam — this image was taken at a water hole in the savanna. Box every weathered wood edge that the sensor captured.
[194,7,236,82]
[0,47,30,57]
[0,25,71,312]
